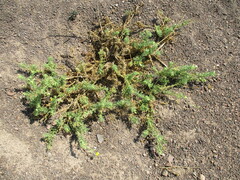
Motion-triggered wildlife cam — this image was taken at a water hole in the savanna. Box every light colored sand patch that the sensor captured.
[0,129,33,173]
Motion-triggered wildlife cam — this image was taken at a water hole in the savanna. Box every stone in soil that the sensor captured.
[96,134,104,143]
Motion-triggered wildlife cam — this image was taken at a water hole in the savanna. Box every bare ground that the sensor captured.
[0,0,239,179]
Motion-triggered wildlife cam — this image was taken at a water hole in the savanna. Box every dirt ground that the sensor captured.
[0,0,239,179]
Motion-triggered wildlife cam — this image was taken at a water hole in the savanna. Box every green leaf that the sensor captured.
[112,64,119,72]
[122,28,130,36]
[124,36,130,44]
[142,130,149,138]
[163,26,174,36]
[63,124,71,133]
[113,31,120,36]
[155,25,163,38]
[98,113,105,122]
[129,115,140,124]
[140,30,152,39]
[79,96,89,105]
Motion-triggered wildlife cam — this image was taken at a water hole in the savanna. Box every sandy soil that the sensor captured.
[0,0,239,179]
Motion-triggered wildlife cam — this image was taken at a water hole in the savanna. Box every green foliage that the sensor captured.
[19,9,214,155]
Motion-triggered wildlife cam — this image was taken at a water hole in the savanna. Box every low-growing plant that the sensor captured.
[19,7,214,155]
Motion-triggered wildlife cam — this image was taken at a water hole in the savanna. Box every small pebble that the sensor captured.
[212,150,217,153]
[46,124,51,130]
[192,171,197,177]
[96,134,104,143]
[199,174,206,180]
[165,162,172,167]
[161,169,168,177]
[160,153,165,157]
[167,154,174,164]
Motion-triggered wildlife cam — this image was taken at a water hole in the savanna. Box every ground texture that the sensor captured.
[0,0,239,179]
